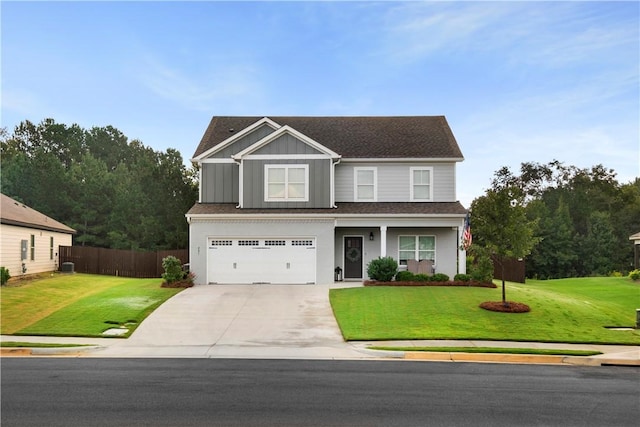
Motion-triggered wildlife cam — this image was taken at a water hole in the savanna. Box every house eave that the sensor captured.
[340,157,464,163]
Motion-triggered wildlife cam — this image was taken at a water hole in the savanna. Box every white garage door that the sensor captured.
[207,238,316,284]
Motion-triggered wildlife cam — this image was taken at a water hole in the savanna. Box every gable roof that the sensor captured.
[231,125,341,160]
[0,194,76,234]
[193,116,464,160]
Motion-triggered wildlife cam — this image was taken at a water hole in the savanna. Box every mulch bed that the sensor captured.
[479,301,531,313]
[364,280,497,288]
[161,280,194,288]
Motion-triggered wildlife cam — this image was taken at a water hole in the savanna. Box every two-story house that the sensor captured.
[186,116,468,285]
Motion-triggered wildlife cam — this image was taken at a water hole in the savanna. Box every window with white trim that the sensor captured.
[354,167,377,201]
[410,167,433,201]
[265,165,309,202]
[398,235,435,265]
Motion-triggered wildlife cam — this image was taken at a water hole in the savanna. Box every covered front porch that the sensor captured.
[333,216,467,281]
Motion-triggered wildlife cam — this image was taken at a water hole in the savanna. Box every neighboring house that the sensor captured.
[186,116,468,285]
[0,193,75,277]
[630,232,640,269]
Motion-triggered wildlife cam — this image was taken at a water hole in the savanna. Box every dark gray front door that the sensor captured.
[344,236,363,279]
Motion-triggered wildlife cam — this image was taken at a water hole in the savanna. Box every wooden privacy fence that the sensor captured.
[492,256,526,284]
[58,246,189,278]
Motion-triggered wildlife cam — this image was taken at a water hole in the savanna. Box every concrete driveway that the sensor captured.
[96,283,369,358]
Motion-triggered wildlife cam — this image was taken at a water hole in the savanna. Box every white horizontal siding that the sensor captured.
[335,162,457,202]
[0,224,73,277]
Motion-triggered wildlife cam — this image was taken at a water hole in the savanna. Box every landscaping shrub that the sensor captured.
[367,257,398,282]
[395,271,415,282]
[454,273,471,282]
[161,256,184,284]
[0,267,10,286]
[629,269,640,281]
[430,273,450,282]
[468,247,494,283]
[413,274,431,282]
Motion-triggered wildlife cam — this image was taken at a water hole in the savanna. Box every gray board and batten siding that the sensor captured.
[242,159,332,208]
[252,133,324,156]
[209,123,276,158]
[201,163,239,204]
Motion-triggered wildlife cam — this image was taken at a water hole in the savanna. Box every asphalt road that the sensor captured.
[2,359,638,427]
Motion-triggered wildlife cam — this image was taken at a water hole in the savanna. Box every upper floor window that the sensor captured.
[354,167,377,201]
[264,164,309,202]
[410,167,433,201]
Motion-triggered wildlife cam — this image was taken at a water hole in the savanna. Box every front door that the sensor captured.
[344,236,363,279]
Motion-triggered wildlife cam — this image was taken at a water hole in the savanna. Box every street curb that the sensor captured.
[1,346,102,357]
[402,351,640,366]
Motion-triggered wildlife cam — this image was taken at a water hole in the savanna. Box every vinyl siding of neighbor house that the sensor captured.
[209,123,276,158]
[1,224,72,276]
[201,163,240,203]
[242,159,332,208]
[335,162,457,202]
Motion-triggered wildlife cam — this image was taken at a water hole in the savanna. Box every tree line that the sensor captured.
[471,161,640,279]
[1,119,198,250]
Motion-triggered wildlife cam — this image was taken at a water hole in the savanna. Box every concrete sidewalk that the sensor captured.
[2,283,639,365]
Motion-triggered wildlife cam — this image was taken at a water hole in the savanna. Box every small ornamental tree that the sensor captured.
[471,183,539,309]
[367,257,398,282]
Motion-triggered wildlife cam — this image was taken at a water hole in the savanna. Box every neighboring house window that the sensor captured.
[30,234,35,261]
[398,235,435,265]
[50,237,54,260]
[410,167,433,201]
[265,165,309,202]
[354,167,377,201]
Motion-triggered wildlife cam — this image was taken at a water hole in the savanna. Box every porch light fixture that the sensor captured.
[369,232,374,241]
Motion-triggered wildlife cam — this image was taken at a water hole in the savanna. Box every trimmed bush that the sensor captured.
[0,267,10,286]
[161,256,184,284]
[454,273,471,282]
[431,273,450,282]
[413,274,431,282]
[367,257,398,282]
[395,271,415,282]
[629,269,640,281]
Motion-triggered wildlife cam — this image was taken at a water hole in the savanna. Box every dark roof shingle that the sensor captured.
[1,194,76,234]
[193,116,464,159]
[187,202,467,216]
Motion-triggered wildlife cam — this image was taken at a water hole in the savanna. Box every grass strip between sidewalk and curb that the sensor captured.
[368,346,602,357]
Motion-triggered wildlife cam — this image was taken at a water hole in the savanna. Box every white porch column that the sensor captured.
[380,226,387,257]
[458,225,467,274]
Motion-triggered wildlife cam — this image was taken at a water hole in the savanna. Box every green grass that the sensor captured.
[329,277,640,345]
[1,273,183,338]
[368,346,602,356]
[1,342,91,348]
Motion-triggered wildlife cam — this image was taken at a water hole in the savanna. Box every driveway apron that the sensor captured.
[96,283,367,359]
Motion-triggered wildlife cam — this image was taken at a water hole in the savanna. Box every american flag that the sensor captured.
[462,212,472,250]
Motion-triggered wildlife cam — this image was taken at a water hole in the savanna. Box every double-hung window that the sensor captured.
[398,235,435,265]
[265,165,309,202]
[354,167,377,201]
[410,167,433,201]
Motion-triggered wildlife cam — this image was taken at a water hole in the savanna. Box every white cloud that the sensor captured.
[135,54,263,112]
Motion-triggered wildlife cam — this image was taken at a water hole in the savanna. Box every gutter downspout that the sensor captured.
[331,157,341,208]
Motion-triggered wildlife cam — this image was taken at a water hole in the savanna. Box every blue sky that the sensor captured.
[2,1,638,207]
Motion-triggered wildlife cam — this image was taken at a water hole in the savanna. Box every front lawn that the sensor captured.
[1,273,183,338]
[329,277,640,345]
